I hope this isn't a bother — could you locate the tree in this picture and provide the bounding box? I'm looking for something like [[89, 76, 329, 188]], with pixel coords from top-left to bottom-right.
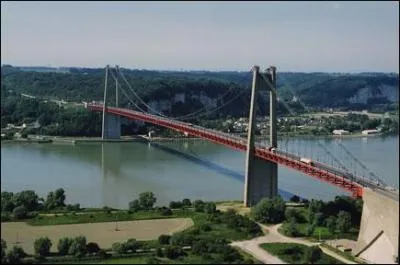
[[86, 242, 100, 254], [156, 248, 163, 257], [12, 190, 40, 212], [6, 246, 26, 264], [68, 236, 87, 257], [283, 218, 299, 237], [336, 211, 352, 234], [158, 235, 171, 245], [193, 200, 205, 212], [169, 201, 183, 209], [251, 196, 286, 224], [182, 198, 191, 207], [306, 223, 316, 237], [128, 199, 141, 212], [285, 208, 301, 222], [204, 202, 216, 214], [325, 216, 336, 234], [57, 237, 73, 255], [112, 242, 126, 254], [313, 212, 324, 226], [12, 205, 27, 220], [289, 195, 300, 203], [1, 239, 6, 264], [165, 246, 183, 259], [138, 192, 156, 209], [34, 237, 52, 256], [304, 246, 322, 264]]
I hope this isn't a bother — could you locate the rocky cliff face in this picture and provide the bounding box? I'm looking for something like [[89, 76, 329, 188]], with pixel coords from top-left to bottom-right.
[[348, 85, 398, 104]]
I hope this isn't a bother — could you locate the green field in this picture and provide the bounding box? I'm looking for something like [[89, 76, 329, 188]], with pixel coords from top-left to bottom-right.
[[260, 243, 342, 264]]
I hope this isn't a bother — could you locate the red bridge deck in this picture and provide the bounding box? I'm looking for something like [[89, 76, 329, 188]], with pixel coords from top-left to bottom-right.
[[88, 104, 364, 198]]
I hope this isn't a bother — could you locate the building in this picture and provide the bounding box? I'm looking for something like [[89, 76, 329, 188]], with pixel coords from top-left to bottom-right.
[[332, 129, 350, 135], [362, 129, 379, 135]]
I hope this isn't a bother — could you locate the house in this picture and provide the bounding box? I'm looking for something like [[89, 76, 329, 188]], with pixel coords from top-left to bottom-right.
[[362, 129, 379, 135], [332, 129, 350, 135]]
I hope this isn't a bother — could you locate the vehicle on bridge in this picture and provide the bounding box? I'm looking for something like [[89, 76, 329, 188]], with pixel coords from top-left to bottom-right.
[[300, 158, 313, 165], [267, 147, 277, 153]]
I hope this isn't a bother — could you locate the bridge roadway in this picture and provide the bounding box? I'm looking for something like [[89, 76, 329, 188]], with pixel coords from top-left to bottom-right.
[[88, 104, 399, 200]]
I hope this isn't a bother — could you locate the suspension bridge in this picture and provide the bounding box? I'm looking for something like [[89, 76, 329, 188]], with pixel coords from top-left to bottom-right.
[[86, 64, 399, 264]]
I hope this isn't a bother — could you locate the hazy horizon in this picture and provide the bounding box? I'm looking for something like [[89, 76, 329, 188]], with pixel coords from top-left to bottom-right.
[[2, 63, 399, 74], [2, 1, 399, 73]]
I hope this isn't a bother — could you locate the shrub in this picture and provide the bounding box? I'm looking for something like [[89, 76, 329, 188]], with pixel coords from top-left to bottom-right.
[[251, 196, 286, 224], [182, 198, 191, 207], [34, 237, 52, 256], [158, 235, 171, 245], [58, 237, 73, 255], [12, 205, 27, 220], [169, 201, 183, 209], [68, 236, 87, 257], [86, 242, 100, 254], [304, 246, 322, 264], [165, 246, 184, 259], [289, 195, 300, 203], [193, 200, 205, 212], [200, 223, 212, 232]]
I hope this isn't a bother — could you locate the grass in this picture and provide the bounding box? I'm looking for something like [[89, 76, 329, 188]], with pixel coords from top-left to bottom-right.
[[27, 209, 188, 226], [259, 243, 343, 264], [320, 243, 366, 264], [279, 222, 359, 241]]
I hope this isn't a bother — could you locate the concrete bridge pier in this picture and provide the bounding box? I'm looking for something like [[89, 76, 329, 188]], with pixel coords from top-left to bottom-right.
[[354, 188, 399, 264], [102, 113, 121, 139], [244, 65, 278, 207], [101, 65, 121, 140]]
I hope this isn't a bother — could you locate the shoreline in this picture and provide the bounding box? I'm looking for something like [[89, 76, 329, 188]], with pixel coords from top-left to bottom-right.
[[1, 132, 397, 145]]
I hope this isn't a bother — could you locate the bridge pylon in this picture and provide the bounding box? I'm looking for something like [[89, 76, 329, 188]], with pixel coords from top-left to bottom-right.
[[244, 65, 278, 207], [102, 65, 121, 140]]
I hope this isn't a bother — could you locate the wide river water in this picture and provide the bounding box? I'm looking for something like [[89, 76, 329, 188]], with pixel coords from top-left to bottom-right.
[[1, 136, 398, 209]]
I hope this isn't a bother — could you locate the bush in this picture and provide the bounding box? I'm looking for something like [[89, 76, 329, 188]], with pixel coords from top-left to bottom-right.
[[283, 219, 300, 237], [146, 256, 161, 264], [128, 199, 141, 212], [169, 201, 183, 209], [200, 223, 212, 232], [6, 245, 26, 264], [158, 207, 172, 216], [336, 211, 352, 233], [68, 236, 87, 257], [12, 205, 27, 220], [156, 247, 163, 257], [58, 237, 73, 255], [289, 195, 300, 203], [34, 237, 52, 256], [193, 200, 205, 212], [158, 235, 171, 245], [165, 246, 184, 259], [304, 246, 322, 264], [86, 242, 100, 254], [182, 198, 191, 207], [204, 202, 217, 214], [251, 196, 286, 224]]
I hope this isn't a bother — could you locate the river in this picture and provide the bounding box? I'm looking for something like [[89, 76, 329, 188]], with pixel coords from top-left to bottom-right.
[[1, 136, 398, 209]]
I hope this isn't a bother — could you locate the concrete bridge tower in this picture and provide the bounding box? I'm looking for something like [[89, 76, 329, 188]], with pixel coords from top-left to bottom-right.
[[244, 65, 278, 207], [102, 65, 121, 140]]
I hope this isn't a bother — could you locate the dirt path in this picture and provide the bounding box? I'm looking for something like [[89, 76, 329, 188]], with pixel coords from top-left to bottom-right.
[[231, 223, 357, 264]]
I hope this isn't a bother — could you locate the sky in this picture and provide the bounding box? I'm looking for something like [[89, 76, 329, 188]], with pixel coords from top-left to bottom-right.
[[1, 1, 399, 72]]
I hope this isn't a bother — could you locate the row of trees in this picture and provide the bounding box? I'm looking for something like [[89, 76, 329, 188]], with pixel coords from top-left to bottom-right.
[[1, 189, 80, 221]]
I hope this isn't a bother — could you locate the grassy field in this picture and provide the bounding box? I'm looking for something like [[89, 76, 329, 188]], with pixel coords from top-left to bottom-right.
[[1, 218, 193, 254], [27, 209, 189, 226], [260, 243, 342, 264]]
